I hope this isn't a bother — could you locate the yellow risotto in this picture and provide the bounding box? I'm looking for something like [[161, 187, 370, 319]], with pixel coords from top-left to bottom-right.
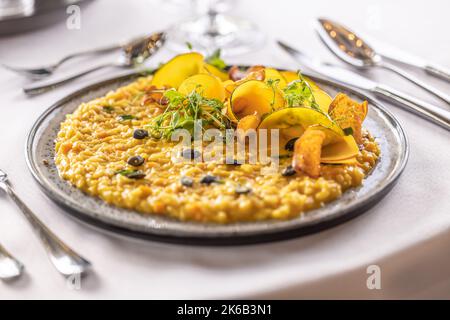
[[55, 75, 380, 223]]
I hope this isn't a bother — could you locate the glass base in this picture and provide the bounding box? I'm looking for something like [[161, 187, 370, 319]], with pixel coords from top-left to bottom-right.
[[167, 14, 265, 56]]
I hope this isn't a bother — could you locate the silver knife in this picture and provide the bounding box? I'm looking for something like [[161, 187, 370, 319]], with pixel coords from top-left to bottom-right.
[[369, 38, 450, 83], [277, 41, 450, 131]]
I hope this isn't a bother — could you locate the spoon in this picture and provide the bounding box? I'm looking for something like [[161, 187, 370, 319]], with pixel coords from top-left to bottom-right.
[[23, 32, 166, 95], [316, 18, 450, 105], [2, 43, 121, 80], [0, 243, 24, 280], [0, 169, 90, 277]]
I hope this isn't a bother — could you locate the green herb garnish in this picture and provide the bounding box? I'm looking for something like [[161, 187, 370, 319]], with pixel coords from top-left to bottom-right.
[[146, 88, 231, 139], [115, 169, 146, 179], [266, 78, 281, 110], [116, 169, 135, 176], [282, 73, 321, 112], [205, 49, 226, 71], [186, 42, 193, 51], [103, 106, 114, 113], [117, 114, 135, 121]]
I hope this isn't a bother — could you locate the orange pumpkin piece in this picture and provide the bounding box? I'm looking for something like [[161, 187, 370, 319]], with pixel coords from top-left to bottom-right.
[[328, 93, 368, 144], [237, 114, 261, 142], [292, 127, 326, 178], [237, 114, 261, 137]]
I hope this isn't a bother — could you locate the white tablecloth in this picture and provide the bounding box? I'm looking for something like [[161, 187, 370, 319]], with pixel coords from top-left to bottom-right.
[[1, 0, 449, 299]]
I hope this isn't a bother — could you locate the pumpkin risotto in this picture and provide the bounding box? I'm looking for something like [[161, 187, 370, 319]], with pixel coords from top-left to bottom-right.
[[55, 52, 380, 223]]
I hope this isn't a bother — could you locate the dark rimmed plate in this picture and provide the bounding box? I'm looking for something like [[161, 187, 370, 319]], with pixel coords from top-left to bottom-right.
[[25, 71, 409, 245]]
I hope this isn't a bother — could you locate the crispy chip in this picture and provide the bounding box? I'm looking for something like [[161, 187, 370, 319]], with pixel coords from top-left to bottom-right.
[[328, 93, 367, 144]]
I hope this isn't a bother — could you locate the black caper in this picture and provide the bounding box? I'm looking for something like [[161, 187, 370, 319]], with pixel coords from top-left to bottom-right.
[[126, 171, 146, 179], [180, 176, 194, 187], [226, 158, 242, 166], [127, 156, 145, 167], [133, 129, 149, 139], [284, 138, 298, 152], [181, 149, 201, 160], [235, 185, 251, 194], [200, 175, 218, 185], [281, 165, 296, 177]]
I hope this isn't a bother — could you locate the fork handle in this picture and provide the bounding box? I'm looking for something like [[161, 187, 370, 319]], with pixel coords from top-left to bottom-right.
[[379, 61, 450, 105], [425, 65, 450, 83], [373, 84, 450, 131], [55, 44, 121, 67], [23, 62, 118, 95], [0, 182, 90, 276]]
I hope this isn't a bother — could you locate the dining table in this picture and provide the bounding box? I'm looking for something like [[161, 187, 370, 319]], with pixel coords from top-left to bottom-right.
[[0, 0, 449, 299]]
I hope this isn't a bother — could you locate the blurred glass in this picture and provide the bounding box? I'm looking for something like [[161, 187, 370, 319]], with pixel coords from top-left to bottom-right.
[[0, 0, 35, 19], [167, 0, 265, 56]]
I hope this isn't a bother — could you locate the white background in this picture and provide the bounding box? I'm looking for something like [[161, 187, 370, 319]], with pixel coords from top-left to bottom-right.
[[0, 0, 449, 299]]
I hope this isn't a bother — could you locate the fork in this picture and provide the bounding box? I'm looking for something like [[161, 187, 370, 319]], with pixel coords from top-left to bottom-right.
[[0, 169, 91, 277], [0, 243, 24, 280], [2, 44, 121, 80]]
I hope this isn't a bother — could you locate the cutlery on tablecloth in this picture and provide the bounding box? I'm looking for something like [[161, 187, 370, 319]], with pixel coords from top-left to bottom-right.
[[0, 169, 90, 277], [2, 43, 121, 80], [0, 243, 24, 280], [23, 32, 166, 96], [277, 41, 450, 131], [316, 18, 450, 105]]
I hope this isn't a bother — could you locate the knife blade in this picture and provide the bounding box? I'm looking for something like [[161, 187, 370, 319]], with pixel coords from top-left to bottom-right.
[[277, 41, 450, 131]]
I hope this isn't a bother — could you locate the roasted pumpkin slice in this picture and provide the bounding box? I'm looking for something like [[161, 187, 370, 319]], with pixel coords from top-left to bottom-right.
[[291, 127, 360, 176], [280, 71, 332, 113], [152, 52, 204, 89], [229, 80, 284, 120], [280, 71, 299, 84], [328, 93, 368, 144], [321, 157, 359, 165], [178, 74, 226, 101], [237, 114, 261, 141], [201, 63, 229, 81], [223, 80, 236, 99], [302, 76, 333, 113], [292, 127, 326, 177], [237, 114, 261, 132], [321, 135, 359, 162], [259, 108, 343, 138], [259, 108, 342, 155], [264, 68, 288, 89], [258, 108, 359, 162]]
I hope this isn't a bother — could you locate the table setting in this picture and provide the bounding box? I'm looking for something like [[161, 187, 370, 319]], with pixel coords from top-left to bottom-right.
[[0, 0, 449, 299]]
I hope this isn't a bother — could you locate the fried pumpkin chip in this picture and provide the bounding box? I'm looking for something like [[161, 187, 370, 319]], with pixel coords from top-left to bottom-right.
[[292, 127, 326, 178], [328, 93, 368, 144]]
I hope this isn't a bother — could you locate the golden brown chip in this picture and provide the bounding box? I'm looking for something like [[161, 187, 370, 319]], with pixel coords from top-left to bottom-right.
[[292, 127, 326, 178], [328, 93, 367, 144]]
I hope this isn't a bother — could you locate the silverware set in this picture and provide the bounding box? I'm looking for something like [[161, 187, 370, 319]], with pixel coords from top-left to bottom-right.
[[0, 169, 90, 280], [278, 18, 450, 131], [315, 18, 450, 105], [3, 31, 165, 95]]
